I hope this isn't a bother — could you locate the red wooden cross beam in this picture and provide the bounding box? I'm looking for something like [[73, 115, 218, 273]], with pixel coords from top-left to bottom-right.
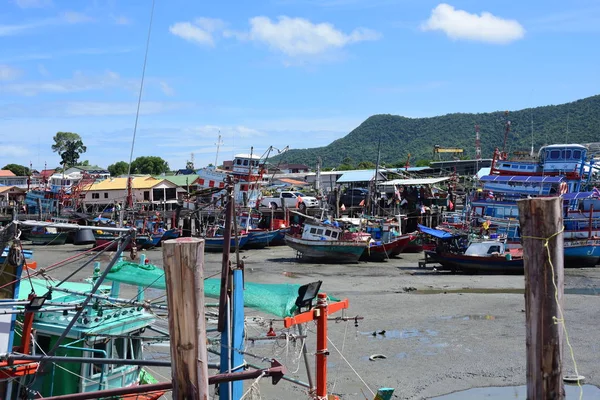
[[284, 293, 349, 400]]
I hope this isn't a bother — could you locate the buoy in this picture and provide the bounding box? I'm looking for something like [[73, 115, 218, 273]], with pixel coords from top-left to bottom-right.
[[563, 375, 585, 384], [266, 322, 276, 337]]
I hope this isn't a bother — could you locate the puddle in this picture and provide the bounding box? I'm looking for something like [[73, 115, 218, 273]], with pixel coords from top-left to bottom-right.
[[360, 329, 438, 340], [414, 288, 600, 296], [438, 314, 497, 321], [433, 384, 600, 399]]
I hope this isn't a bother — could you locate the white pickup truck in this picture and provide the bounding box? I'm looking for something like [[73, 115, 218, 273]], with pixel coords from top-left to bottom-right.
[[260, 191, 319, 210]]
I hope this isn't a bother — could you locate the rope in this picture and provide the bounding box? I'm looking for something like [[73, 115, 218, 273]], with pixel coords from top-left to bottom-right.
[[240, 371, 265, 400], [327, 336, 374, 397], [126, 0, 156, 179], [522, 227, 582, 400]]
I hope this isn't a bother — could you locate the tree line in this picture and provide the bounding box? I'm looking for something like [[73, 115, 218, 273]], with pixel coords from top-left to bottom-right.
[[2, 132, 171, 177]]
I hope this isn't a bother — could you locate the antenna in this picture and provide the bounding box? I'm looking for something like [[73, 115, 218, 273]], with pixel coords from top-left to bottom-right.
[[530, 110, 534, 157], [566, 111, 570, 143], [475, 124, 481, 160], [214, 132, 224, 167], [502, 110, 510, 154]]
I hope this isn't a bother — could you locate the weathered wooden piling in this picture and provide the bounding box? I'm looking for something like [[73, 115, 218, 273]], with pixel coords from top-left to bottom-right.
[[517, 197, 565, 400], [162, 237, 209, 400]]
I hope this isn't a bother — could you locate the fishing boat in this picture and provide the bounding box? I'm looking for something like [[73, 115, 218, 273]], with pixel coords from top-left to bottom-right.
[[238, 211, 280, 248], [360, 233, 415, 261], [427, 240, 524, 274], [27, 226, 68, 245], [203, 225, 249, 252], [285, 220, 370, 263]]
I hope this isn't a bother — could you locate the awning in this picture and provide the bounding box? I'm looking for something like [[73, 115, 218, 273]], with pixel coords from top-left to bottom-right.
[[379, 177, 450, 186], [563, 188, 600, 200], [479, 175, 564, 183], [278, 178, 309, 186], [417, 224, 459, 239]]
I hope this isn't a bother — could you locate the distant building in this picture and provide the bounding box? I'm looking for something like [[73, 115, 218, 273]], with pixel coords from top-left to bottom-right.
[[429, 159, 493, 176], [221, 160, 234, 172], [0, 170, 28, 188], [64, 165, 110, 179], [270, 163, 310, 174], [82, 176, 183, 211]]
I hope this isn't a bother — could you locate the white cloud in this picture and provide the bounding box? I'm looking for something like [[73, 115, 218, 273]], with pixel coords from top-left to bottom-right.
[[111, 15, 132, 25], [14, 0, 52, 8], [63, 101, 186, 116], [0, 11, 92, 37], [0, 65, 22, 81], [159, 82, 175, 96], [0, 71, 175, 97], [0, 71, 131, 96], [37, 63, 50, 76], [240, 16, 380, 56], [421, 3, 525, 44], [61, 11, 93, 24], [169, 17, 226, 47], [2, 145, 29, 157]]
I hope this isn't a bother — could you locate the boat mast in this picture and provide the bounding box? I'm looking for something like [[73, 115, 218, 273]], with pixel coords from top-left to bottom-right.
[[373, 134, 382, 215], [215, 132, 223, 167]]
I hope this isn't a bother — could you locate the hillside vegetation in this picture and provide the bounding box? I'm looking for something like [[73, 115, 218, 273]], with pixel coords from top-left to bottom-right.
[[270, 95, 600, 169]]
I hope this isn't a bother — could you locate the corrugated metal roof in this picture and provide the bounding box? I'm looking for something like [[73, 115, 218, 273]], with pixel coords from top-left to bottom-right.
[[87, 177, 163, 190], [380, 177, 450, 186], [278, 178, 309, 185], [158, 175, 200, 187], [337, 170, 379, 183]]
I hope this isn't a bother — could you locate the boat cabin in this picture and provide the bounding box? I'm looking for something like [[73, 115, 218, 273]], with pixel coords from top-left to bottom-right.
[[302, 221, 343, 241], [465, 241, 508, 257], [230, 153, 262, 177]]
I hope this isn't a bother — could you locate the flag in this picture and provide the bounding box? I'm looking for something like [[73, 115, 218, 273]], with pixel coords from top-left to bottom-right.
[[394, 185, 401, 200], [482, 220, 491, 230], [296, 195, 303, 208], [448, 200, 454, 210], [340, 203, 346, 211], [359, 199, 365, 207], [420, 205, 426, 214]]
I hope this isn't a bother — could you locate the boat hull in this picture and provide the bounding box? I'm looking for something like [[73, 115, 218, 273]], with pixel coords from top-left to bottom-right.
[[360, 234, 413, 261], [28, 233, 68, 245], [244, 230, 280, 249], [204, 235, 249, 252], [564, 239, 600, 267], [426, 250, 524, 274], [284, 235, 368, 263]]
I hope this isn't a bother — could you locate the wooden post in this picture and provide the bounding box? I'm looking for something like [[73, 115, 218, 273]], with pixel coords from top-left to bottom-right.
[[162, 237, 209, 400], [517, 197, 565, 400]]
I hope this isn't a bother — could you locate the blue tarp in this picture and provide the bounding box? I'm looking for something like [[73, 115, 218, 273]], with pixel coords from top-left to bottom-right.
[[417, 224, 459, 239]]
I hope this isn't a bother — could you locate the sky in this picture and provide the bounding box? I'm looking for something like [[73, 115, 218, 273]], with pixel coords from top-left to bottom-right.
[[1, 0, 599, 172]]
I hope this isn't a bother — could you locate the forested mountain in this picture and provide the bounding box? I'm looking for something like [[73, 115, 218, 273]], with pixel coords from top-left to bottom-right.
[[270, 95, 600, 169]]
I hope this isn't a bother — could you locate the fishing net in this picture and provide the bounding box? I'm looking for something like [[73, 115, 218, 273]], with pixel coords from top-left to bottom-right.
[[106, 261, 304, 317]]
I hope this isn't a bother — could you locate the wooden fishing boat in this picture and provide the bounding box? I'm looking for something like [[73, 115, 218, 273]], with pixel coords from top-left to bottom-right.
[[428, 240, 524, 274], [244, 229, 281, 249], [27, 227, 68, 245], [360, 233, 415, 261], [204, 234, 249, 252], [285, 221, 370, 263]]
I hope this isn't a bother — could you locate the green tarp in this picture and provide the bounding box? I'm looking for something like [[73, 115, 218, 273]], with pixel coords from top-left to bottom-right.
[[106, 261, 301, 317]]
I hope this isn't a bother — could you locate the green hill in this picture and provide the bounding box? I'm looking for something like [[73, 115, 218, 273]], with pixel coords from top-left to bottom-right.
[[270, 95, 600, 169]]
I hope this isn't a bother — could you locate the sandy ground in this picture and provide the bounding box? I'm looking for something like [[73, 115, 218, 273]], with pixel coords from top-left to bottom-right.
[[26, 243, 600, 399]]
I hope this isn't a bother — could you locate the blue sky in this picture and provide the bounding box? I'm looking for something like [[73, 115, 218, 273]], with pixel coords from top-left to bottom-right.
[[1, 0, 599, 171]]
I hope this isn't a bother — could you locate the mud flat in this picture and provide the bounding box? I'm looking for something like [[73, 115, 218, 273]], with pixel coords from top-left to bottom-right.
[[28, 244, 600, 399]]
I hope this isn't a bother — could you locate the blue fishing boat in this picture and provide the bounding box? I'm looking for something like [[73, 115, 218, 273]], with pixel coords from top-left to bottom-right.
[[244, 229, 280, 249], [204, 234, 249, 251]]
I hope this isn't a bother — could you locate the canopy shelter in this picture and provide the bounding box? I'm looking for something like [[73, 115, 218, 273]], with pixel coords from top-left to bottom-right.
[[336, 170, 386, 183], [417, 224, 459, 239], [479, 175, 565, 183], [562, 188, 600, 200]]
